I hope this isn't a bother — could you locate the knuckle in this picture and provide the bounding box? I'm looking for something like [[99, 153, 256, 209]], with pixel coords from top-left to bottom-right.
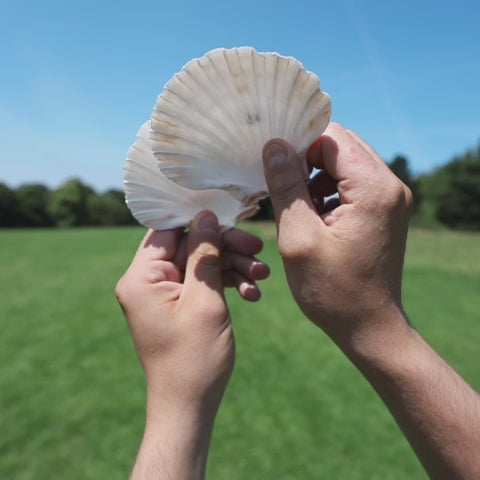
[[382, 178, 407, 209], [115, 276, 128, 308], [193, 243, 221, 267], [270, 176, 305, 204], [278, 235, 314, 261], [380, 177, 415, 218], [404, 185, 414, 213], [196, 297, 226, 318]]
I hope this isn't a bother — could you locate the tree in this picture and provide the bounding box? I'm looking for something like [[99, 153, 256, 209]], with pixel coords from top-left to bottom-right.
[[49, 178, 95, 227], [435, 146, 480, 230], [16, 184, 54, 227], [388, 155, 422, 212], [0, 182, 20, 227], [87, 189, 136, 226]]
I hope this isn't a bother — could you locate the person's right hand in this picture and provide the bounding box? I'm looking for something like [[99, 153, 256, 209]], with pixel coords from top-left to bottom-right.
[[262, 122, 414, 354]]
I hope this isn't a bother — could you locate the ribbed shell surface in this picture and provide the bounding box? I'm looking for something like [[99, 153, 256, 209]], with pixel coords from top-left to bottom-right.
[[151, 47, 331, 204], [124, 121, 256, 230]]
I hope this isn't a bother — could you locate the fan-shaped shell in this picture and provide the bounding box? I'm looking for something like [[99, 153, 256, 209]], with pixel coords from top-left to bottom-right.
[[151, 47, 332, 204], [124, 121, 258, 230]]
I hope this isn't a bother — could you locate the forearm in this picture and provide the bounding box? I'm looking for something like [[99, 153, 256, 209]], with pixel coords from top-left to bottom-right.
[[131, 394, 217, 480], [344, 311, 480, 479]]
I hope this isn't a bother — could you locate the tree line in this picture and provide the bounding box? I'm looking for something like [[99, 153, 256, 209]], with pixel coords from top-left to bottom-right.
[[0, 179, 136, 228], [1, 142, 479, 229], [389, 142, 480, 230]]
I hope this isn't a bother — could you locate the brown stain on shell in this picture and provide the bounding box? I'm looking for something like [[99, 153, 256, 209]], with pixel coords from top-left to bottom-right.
[[158, 133, 178, 145], [237, 85, 249, 95], [157, 120, 179, 130]]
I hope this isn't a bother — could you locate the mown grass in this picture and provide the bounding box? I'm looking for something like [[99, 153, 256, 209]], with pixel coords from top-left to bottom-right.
[[0, 225, 478, 479]]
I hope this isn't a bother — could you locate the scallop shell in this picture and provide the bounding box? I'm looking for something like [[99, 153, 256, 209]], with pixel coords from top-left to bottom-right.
[[151, 47, 332, 204], [124, 121, 258, 230]]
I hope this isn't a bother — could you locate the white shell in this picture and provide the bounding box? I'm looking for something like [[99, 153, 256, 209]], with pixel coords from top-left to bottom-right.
[[151, 47, 332, 204], [124, 121, 258, 230]]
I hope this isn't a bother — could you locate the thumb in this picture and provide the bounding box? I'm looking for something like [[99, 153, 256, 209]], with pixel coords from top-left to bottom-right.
[[182, 210, 223, 304], [262, 139, 317, 230]]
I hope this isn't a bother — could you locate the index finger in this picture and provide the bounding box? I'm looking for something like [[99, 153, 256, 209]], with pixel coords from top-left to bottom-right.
[[307, 122, 384, 183]]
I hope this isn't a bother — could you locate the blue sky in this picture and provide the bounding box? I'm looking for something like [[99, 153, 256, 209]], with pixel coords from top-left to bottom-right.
[[1, 0, 479, 191]]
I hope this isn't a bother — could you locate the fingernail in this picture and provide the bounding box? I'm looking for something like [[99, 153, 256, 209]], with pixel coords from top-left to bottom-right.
[[264, 142, 288, 171], [199, 212, 218, 233]]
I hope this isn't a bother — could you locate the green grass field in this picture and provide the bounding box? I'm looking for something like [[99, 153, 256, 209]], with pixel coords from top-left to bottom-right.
[[1, 225, 479, 479]]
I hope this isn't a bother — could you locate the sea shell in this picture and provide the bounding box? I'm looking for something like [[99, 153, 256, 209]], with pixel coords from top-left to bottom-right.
[[151, 47, 332, 204], [124, 121, 258, 230]]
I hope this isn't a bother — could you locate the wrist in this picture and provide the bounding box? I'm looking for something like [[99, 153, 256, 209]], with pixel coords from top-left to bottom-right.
[[334, 302, 415, 368], [131, 393, 218, 480]]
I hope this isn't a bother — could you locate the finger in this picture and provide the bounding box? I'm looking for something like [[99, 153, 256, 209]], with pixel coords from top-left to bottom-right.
[[222, 228, 264, 256], [145, 260, 183, 284], [263, 139, 321, 233], [307, 122, 382, 182], [172, 233, 188, 271], [346, 129, 385, 166], [131, 228, 184, 265], [174, 233, 267, 276], [182, 210, 223, 302], [222, 252, 270, 281], [223, 270, 261, 302]]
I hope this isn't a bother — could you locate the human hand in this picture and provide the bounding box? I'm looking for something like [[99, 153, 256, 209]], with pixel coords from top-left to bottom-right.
[[262, 125, 480, 480], [262, 123, 413, 354], [116, 211, 269, 410], [116, 211, 269, 478]]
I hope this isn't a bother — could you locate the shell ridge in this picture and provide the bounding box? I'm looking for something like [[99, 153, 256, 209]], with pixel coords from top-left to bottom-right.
[[154, 76, 245, 165], [152, 139, 240, 177], [153, 104, 235, 159], [221, 48, 258, 149], [297, 94, 332, 151], [286, 70, 314, 141], [124, 175, 183, 194], [181, 60, 250, 154], [262, 52, 272, 151], [282, 64, 303, 141], [234, 47, 263, 160], [250, 48, 267, 159], [151, 118, 235, 165], [278, 57, 297, 140], [249, 48, 265, 147], [290, 76, 323, 142], [202, 53, 253, 148], [161, 67, 244, 156], [158, 161, 248, 191], [274, 56, 288, 138], [157, 76, 235, 153], [128, 148, 159, 169], [295, 89, 330, 146], [272, 54, 279, 136], [201, 52, 250, 146]]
